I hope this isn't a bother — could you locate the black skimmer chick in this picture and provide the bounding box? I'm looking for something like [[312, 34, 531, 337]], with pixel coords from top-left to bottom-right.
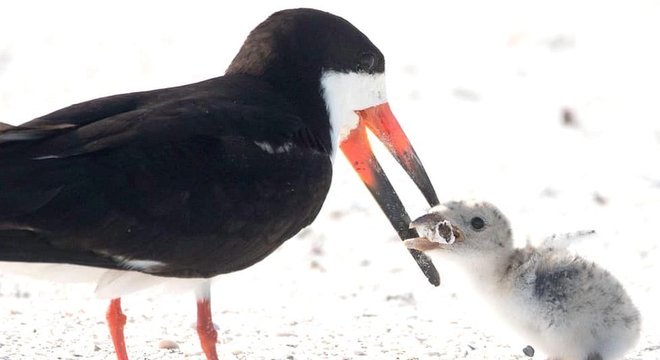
[[405, 201, 641, 360], [0, 8, 440, 360]]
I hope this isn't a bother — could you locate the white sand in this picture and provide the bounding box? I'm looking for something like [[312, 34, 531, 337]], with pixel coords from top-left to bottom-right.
[[1, 1, 659, 359]]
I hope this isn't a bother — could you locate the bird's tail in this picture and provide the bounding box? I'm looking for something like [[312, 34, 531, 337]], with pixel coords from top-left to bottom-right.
[[0, 228, 83, 264], [0, 122, 14, 132], [0, 228, 117, 268]]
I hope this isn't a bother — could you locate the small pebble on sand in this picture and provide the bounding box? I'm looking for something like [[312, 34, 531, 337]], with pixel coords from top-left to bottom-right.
[[158, 339, 179, 350]]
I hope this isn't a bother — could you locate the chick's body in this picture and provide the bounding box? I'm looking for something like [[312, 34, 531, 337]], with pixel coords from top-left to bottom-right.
[[407, 201, 641, 360]]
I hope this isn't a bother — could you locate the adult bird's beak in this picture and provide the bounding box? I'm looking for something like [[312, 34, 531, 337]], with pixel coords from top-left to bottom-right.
[[340, 102, 441, 286]]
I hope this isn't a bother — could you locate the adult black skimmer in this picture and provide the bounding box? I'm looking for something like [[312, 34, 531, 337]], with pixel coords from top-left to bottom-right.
[[0, 8, 439, 360]]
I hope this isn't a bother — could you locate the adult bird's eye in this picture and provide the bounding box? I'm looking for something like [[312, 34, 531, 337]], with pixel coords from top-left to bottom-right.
[[470, 217, 485, 231], [356, 52, 376, 72]]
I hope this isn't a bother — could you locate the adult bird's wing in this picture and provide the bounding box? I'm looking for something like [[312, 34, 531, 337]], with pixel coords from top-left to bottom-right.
[[0, 74, 332, 277], [0, 76, 317, 160]]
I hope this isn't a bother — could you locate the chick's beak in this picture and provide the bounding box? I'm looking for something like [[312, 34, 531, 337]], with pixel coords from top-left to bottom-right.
[[403, 237, 442, 252], [404, 224, 463, 252], [340, 102, 440, 286]]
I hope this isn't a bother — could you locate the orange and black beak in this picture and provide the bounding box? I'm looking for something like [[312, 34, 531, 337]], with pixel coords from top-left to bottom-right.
[[340, 102, 440, 286]]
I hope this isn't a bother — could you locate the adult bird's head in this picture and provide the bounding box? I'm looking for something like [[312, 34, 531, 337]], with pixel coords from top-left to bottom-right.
[[227, 8, 440, 285]]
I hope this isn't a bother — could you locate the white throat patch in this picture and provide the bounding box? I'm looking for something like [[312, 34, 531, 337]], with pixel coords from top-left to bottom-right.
[[320, 71, 387, 157]]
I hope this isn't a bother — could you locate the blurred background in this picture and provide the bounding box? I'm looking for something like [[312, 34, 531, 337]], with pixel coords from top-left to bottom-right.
[[1, 1, 659, 359]]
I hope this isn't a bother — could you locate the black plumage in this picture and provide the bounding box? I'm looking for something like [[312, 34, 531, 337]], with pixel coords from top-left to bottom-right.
[[0, 72, 332, 277]]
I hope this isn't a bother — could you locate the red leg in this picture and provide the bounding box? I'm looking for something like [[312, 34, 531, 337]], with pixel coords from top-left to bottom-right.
[[106, 298, 129, 360], [196, 297, 218, 360]]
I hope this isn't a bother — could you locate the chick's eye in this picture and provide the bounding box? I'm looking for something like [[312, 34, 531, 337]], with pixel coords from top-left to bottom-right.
[[356, 52, 376, 72], [470, 217, 485, 231]]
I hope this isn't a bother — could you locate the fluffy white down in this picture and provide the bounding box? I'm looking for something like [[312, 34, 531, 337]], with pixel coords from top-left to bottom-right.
[[320, 71, 387, 157]]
